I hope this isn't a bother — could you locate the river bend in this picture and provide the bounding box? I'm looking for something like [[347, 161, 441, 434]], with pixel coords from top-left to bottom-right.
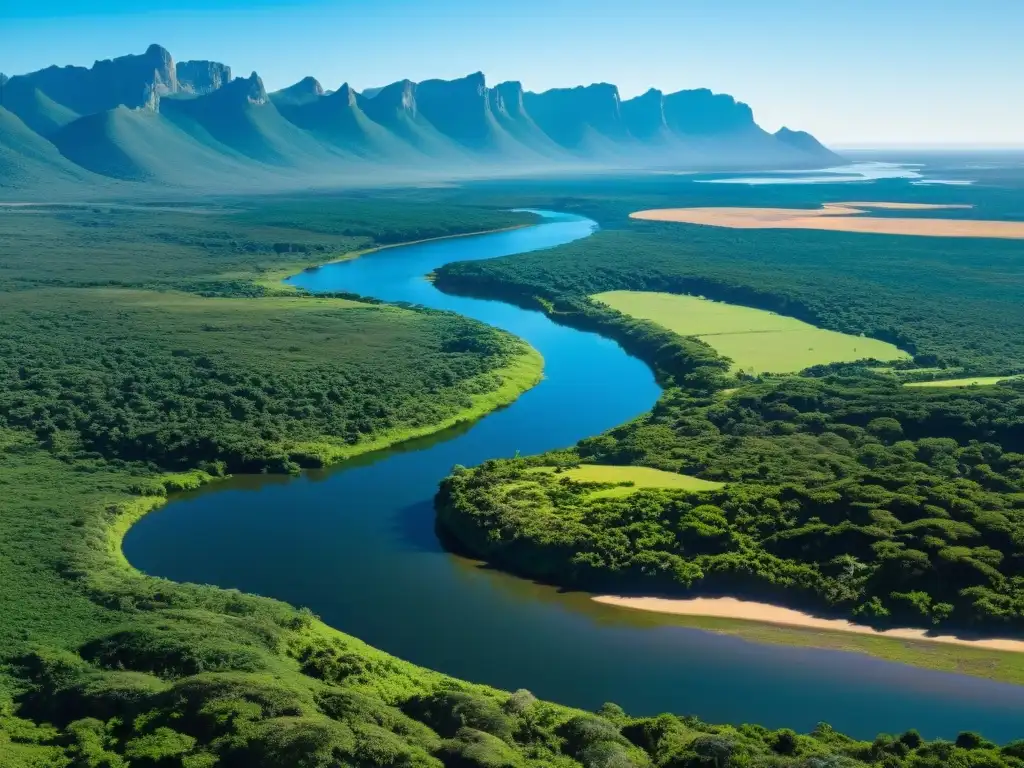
[[125, 211, 1024, 741]]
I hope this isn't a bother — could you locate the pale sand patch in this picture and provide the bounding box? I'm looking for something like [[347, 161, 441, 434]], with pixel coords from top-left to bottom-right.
[[593, 595, 1024, 652], [839, 202, 974, 210], [629, 202, 1024, 239]]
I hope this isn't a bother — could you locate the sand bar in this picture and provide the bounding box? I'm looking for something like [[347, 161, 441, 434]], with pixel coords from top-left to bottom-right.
[[593, 595, 1024, 652], [630, 202, 1024, 239]]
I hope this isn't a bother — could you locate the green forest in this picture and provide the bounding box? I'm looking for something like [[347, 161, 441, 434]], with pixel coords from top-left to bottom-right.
[[434, 179, 1024, 634], [434, 222, 1024, 374], [4, 186, 1024, 766]]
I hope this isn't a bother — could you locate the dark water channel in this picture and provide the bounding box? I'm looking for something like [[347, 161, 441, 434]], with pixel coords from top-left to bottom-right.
[[125, 211, 1024, 741]]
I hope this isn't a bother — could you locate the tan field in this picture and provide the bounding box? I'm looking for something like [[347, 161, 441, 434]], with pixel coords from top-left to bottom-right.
[[593, 595, 1024, 652], [629, 201, 1024, 239]]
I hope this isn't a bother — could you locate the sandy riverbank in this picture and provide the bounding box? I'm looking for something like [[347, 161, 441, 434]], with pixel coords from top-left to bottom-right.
[[629, 202, 1024, 239], [593, 595, 1024, 652]]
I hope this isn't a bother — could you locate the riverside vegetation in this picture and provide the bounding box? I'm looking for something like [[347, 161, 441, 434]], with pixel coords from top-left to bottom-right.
[[3, 187, 1024, 766], [434, 176, 1024, 640]]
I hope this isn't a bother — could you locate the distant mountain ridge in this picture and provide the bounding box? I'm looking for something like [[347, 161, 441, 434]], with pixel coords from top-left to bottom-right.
[[0, 44, 843, 193]]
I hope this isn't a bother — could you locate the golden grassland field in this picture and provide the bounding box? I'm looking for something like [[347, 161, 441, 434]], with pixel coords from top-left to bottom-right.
[[905, 376, 1024, 389], [592, 290, 910, 374], [528, 464, 724, 499], [628, 202, 1024, 239]]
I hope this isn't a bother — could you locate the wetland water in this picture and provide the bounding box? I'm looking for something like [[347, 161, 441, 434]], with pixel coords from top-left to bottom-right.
[[125, 211, 1024, 741]]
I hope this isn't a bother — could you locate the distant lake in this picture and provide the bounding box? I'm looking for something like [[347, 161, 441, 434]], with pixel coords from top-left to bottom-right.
[[125, 210, 1024, 743], [695, 161, 976, 185]]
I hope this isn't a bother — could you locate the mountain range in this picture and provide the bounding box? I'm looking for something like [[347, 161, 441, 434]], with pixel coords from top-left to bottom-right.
[[0, 44, 841, 194]]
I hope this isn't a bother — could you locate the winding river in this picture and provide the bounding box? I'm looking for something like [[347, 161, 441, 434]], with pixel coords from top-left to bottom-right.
[[125, 211, 1024, 741]]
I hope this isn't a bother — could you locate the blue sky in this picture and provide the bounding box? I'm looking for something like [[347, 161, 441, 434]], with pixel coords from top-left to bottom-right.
[[3, 0, 1022, 147]]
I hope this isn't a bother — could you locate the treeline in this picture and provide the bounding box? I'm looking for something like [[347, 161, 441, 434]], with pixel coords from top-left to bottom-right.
[[434, 200, 1024, 631], [435, 224, 1024, 373], [0, 289, 528, 475], [0, 199, 531, 294], [439, 373, 1024, 628], [13, 621, 1024, 767], [231, 196, 536, 244], [7, 419, 1021, 767]]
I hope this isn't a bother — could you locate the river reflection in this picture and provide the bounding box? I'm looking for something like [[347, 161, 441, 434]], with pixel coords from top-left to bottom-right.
[[125, 211, 1024, 742]]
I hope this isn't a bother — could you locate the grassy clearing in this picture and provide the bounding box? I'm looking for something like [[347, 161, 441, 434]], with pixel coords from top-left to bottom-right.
[[592, 290, 909, 374], [531, 464, 724, 498], [905, 376, 1023, 388]]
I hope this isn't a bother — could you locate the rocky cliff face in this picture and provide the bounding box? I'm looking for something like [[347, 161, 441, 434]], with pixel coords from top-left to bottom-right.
[[4, 42, 843, 191], [621, 88, 669, 140], [663, 88, 756, 134], [523, 83, 627, 149], [358, 80, 418, 125], [489, 81, 527, 120], [176, 60, 232, 95], [212, 73, 269, 106], [415, 72, 494, 149], [13, 44, 177, 114]]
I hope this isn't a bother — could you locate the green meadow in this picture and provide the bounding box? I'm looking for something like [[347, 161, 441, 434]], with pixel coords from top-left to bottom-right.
[[592, 290, 910, 375], [530, 464, 724, 499], [906, 376, 1024, 389]]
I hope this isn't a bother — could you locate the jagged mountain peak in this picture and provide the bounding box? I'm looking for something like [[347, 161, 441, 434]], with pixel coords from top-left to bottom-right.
[[523, 82, 627, 149], [269, 76, 324, 107], [634, 87, 664, 100], [774, 126, 833, 155], [143, 43, 173, 60], [663, 87, 756, 134], [534, 81, 621, 100], [776, 126, 804, 138], [13, 44, 179, 114], [295, 76, 324, 95], [372, 79, 417, 111], [177, 60, 232, 95], [415, 73, 496, 150], [212, 72, 268, 106], [621, 88, 668, 140], [329, 83, 359, 107], [490, 81, 526, 118], [416, 73, 490, 101], [3, 45, 842, 191]]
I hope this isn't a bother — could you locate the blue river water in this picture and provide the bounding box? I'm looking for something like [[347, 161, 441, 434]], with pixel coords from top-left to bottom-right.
[[124, 211, 1024, 742]]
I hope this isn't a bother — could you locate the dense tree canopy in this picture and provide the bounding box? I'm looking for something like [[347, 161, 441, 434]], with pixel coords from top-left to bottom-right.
[[0, 289, 529, 474], [440, 373, 1024, 628], [4, 184, 1024, 764], [434, 178, 1024, 631]]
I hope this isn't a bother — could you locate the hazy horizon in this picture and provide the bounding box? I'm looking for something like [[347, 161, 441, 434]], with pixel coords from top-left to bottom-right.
[[4, 0, 1022, 148]]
